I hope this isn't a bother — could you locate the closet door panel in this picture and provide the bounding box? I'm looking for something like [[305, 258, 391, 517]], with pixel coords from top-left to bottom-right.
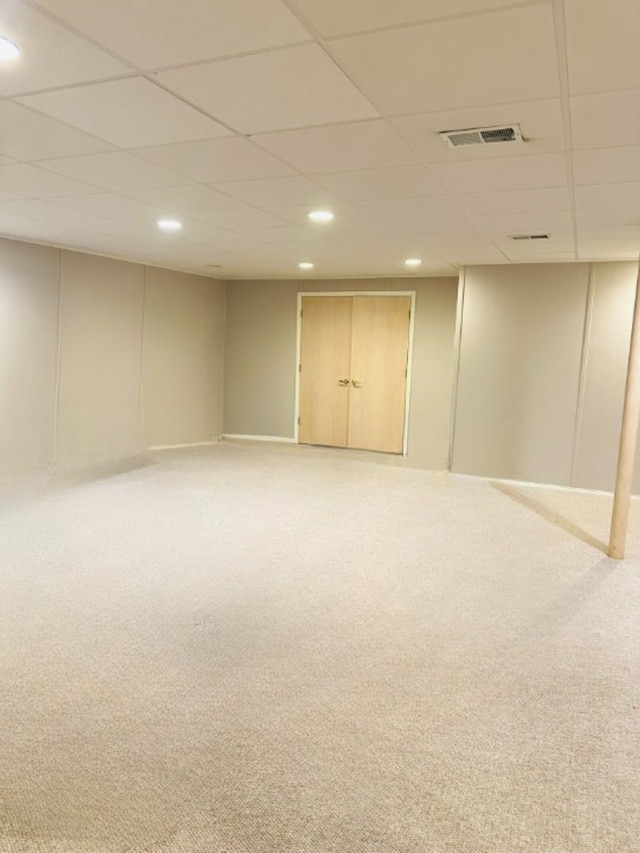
[[299, 296, 352, 447], [348, 295, 410, 453]]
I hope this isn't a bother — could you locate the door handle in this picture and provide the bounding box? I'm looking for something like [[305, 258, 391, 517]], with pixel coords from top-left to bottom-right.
[[338, 378, 350, 386], [351, 379, 363, 388]]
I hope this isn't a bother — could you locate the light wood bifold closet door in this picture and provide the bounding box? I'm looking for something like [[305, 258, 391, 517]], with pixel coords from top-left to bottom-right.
[[299, 295, 411, 454], [298, 296, 352, 448]]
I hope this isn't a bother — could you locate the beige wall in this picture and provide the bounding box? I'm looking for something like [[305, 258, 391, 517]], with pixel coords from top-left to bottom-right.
[[402, 278, 458, 468], [452, 261, 640, 492], [452, 264, 590, 485], [0, 239, 60, 489], [0, 236, 224, 489], [5, 232, 638, 495], [573, 262, 640, 492], [224, 280, 300, 438], [56, 252, 145, 472], [142, 268, 225, 447], [223, 277, 458, 468]]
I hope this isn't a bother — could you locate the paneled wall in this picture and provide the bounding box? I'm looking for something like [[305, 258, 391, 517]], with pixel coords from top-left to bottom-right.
[[0, 236, 224, 491], [452, 261, 640, 491], [452, 264, 590, 485], [3, 232, 638, 496], [224, 280, 299, 440], [573, 262, 640, 491], [56, 252, 145, 472], [224, 277, 459, 469], [0, 240, 60, 488], [142, 267, 225, 448]]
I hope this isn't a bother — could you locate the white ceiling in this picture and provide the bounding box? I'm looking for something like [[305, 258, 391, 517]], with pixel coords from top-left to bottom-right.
[[0, 0, 638, 279]]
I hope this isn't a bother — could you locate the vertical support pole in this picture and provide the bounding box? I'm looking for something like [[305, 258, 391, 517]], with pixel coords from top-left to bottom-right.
[[608, 260, 640, 559]]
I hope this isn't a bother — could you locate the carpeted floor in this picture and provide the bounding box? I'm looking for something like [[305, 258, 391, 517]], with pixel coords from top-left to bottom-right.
[[1, 441, 639, 852]]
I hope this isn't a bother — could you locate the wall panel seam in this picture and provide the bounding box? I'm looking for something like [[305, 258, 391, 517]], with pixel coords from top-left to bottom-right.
[[448, 267, 466, 471], [570, 263, 596, 487], [51, 249, 64, 473], [138, 265, 147, 450]]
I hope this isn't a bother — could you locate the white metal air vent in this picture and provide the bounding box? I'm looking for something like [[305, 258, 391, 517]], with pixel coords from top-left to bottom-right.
[[509, 234, 550, 241], [440, 124, 523, 148]]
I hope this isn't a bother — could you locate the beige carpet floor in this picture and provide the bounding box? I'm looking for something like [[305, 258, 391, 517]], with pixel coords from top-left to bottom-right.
[[1, 441, 639, 852]]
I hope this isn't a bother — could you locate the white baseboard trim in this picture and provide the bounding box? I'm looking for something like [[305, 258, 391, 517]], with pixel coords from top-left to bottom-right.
[[222, 434, 297, 444], [451, 470, 631, 499], [149, 440, 220, 451]]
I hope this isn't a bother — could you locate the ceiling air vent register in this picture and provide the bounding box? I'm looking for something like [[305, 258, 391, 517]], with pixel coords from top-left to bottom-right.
[[440, 124, 523, 148], [509, 234, 550, 241]]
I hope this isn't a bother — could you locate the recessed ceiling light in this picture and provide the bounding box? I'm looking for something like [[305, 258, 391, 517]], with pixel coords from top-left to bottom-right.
[[308, 210, 334, 224], [404, 258, 422, 268], [298, 261, 314, 270], [0, 37, 21, 61], [157, 219, 182, 232]]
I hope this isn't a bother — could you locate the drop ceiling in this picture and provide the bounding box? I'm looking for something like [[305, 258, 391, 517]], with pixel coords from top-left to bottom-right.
[[0, 0, 638, 279]]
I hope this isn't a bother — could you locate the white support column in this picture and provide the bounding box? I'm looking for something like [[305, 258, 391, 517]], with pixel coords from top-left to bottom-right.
[[608, 260, 640, 559]]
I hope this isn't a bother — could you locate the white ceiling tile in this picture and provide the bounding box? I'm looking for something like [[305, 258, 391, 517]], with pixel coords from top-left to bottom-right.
[[571, 91, 640, 150], [309, 165, 444, 201], [0, 1, 129, 97], [573, 147, 640, 186], [155, 44, 378, 134], [241, 220, 390, 244], [253, 120, 418, 173], [566, 0, 640, 95], [188, 207, 289, 231], [576, 208, 640, 228], [236, 225, 335, 246], [329, 5, 559, 115], [123, 185, 249, 218], [0, 102, 114, 161], [0, 198, 120, 232], [162, 223, 280, 253], [456, 187, 570, 217], [472, 210, 574, 235], [236, 226, 334, 244], [0, 0, 634, 274], [348, 195, 464, 222], [391, 100, 565, 163], [580, 253, 640, 261], [269, 239, 385, 256], [578, 243, 640, 260], [430, 154, 567, 193], [0, 190, 24, 203], [18, 78, 231, 149], [210, 176, 339, 208], [31, 0, 310, 68], [575, 183, 640, 211], [494, 238, 575, 253], [383, 218, 483, 240], [134, 138, 297, 182], [39, 152, 192, 191], [502, 249, 577, 262], [578, 225, 640, 241], [0, 163, 99, 197], [436, 246, 507, 264], [395, 233, 493, 248], [290, 0, 533, 38], [259, 203, 357, 226], [48, 193, 166, 230]]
